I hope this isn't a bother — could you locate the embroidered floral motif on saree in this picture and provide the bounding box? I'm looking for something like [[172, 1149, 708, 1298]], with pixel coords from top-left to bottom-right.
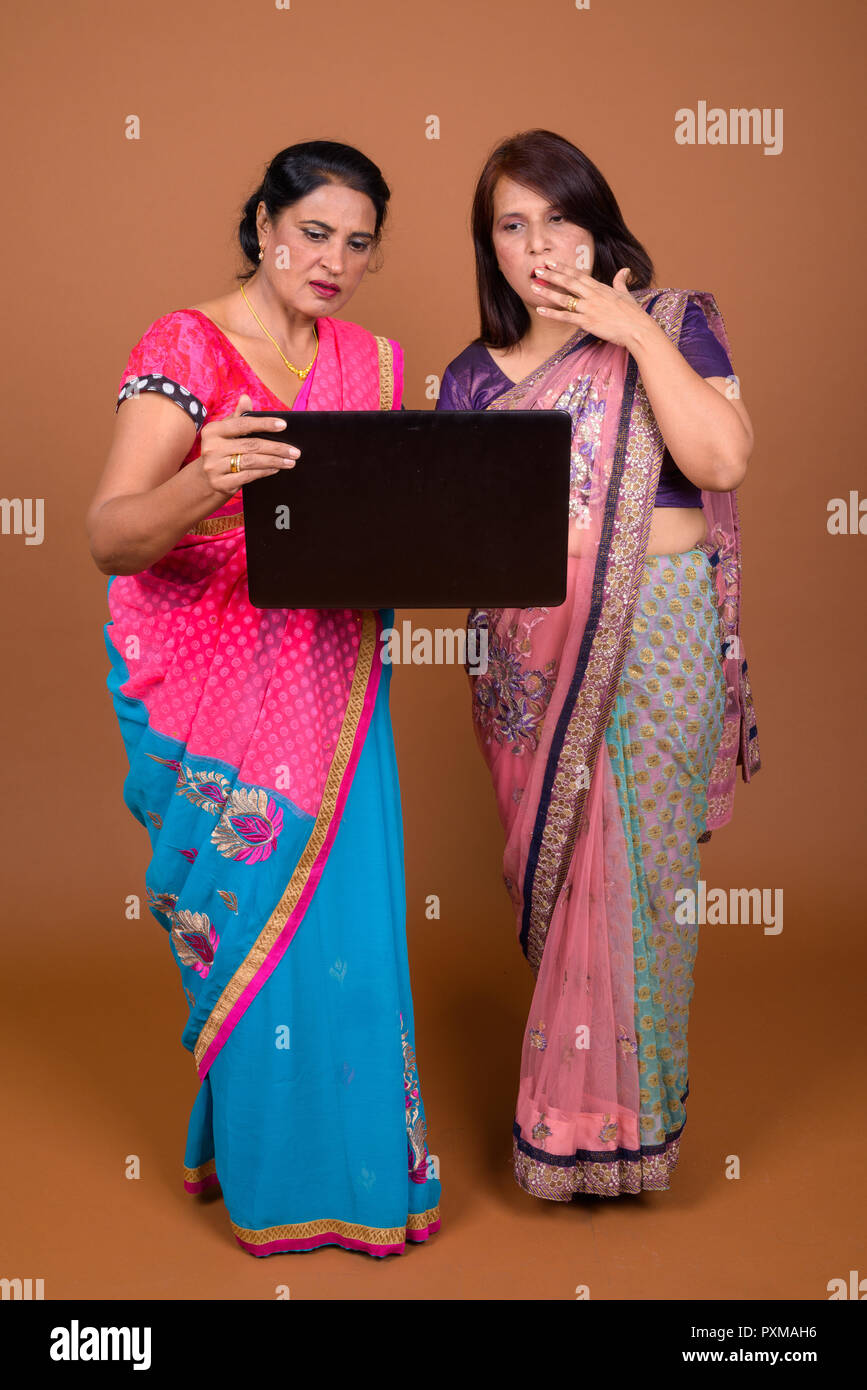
[[457, 288, 760, 1199]]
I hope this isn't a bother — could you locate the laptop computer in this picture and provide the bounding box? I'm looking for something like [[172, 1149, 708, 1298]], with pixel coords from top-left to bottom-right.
[[241, 408, 571, 609]]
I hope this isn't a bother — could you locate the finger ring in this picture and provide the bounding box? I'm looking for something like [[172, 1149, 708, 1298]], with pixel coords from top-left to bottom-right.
[[566, 296, 581, 315], [228, 454, 242, 474]]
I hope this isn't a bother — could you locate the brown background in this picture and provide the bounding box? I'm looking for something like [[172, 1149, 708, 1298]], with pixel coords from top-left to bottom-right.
[[1, 0, 864, 1301]]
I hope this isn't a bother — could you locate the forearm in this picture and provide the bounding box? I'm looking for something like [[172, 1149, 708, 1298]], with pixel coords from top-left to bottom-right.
[[88, 459, 225, 575], [625, 316, 751, 490]]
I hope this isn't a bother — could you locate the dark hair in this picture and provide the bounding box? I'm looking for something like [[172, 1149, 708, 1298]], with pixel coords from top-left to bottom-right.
[[471, 129, 655, 348], [237, 140, 391, 279]]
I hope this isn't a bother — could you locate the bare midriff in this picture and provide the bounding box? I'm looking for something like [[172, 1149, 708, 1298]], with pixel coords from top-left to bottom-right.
[[645, 505, 707, 555], [566, 506, 707, 559]]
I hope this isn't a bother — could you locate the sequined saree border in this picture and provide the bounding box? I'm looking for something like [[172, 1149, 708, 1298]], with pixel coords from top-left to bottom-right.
[[519, 355, 642, 968], [193, 609, 380, 1074], [513, 1131, 683, 1199], [512, 1084, 689, 1200], [519, 291, 692, 973]]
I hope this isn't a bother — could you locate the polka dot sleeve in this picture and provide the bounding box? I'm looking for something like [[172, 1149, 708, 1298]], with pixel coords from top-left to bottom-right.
[[115, 310, 221, 433]]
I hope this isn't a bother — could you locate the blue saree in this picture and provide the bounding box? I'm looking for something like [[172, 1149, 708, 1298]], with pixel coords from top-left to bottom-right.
[[104, 308, 441, 1255]]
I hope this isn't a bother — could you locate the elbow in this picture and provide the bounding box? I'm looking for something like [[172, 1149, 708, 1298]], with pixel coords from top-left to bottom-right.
[[675, 404, 754, 492], [711, 453, 748, 492], [85, 514, 113, 576], [86, 520, 128, 577], [705, 427, 752, 492], [86, 529, 111, 576], [92, 554, 119, 577], [87, 542, 119, 577], [85, 499, 137, 576], [678, 444, 749, 493], [88, 538, 138, 577], [722, 415, 754, 490]]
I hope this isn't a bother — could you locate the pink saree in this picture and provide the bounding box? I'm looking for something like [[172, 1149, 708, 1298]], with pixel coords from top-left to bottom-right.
[[467, 288, 760, 1197], [104, 308, 441, 1255]]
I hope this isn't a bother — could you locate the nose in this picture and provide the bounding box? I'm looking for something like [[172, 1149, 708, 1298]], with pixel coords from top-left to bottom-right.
[[526, 221, 552, 256], [320, 250, 344, 278]]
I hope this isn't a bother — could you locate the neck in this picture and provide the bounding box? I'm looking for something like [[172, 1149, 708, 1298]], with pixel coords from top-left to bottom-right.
[[239, 274, 317, 353], [519, 311, 582, 357]]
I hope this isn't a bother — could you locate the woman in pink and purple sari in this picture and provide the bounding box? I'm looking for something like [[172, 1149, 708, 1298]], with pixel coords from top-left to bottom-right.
[[87, 141, 441, 1256], [437, 130, 761, 1198]]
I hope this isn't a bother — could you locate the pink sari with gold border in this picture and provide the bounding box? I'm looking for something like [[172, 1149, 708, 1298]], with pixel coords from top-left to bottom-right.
[[467, 289, 760, 1196], [104, 309, 441, 1255]]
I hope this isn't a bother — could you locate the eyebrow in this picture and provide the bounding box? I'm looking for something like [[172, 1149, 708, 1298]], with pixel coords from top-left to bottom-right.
[[298, 219, 375, 239], [497, 207, 560, 221]]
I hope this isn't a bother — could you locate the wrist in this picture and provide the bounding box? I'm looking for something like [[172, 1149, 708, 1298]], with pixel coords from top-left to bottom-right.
[[187, 452, 226, 511], [623, 309, 666, 359]]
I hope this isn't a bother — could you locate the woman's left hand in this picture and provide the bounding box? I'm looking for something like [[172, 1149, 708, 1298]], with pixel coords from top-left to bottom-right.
[[532, 264, 651, 348]]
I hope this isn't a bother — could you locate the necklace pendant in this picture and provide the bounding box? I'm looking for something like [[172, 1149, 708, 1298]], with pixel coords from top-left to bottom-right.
[[240, 283, 317, 382]]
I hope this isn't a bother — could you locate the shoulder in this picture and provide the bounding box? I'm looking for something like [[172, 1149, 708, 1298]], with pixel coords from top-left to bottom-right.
[[677, 296, 727, 350], [437, 341, 497, 410], [633, 287, 731, 357], [439, 341, 487, 394], [321, 316, 404, 409], [672, 292, 733, 370], [632, 285, 719, 322], [122, 308, 223, 373], [443, 339, 488, 377], [134, 306, 217, 342], [326, 315, 399, 350], [680, 298, 708, 329], [116, 308, 223, 422], [325, 314, 404, 373]]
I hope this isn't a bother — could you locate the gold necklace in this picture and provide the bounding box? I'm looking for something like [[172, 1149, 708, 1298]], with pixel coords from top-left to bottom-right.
[[239, 281, 319, 380]]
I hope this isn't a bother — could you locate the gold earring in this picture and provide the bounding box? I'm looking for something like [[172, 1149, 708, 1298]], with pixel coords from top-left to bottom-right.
[[258, 245, 264, 262]]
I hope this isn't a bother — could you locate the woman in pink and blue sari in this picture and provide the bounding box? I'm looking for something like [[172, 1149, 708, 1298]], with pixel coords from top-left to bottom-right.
[[87, 141, 441, 1256], [438, 130, 761, 1199]]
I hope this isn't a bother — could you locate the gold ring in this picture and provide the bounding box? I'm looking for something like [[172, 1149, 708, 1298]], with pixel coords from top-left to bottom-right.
[[228, 454, 242, 474], [566, 295, 580, 315]]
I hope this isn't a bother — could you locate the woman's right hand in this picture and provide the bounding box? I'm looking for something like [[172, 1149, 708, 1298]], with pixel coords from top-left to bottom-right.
[[197, 393, 301, 501]]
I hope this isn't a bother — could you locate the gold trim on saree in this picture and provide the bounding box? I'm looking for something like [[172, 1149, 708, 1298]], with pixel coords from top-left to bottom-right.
[[187, 509, 244, 536], [183, 1158, 217, 1184], [513, 1135, 682, 1199], [375, 334, 394, 410], [231, 1205, 441, 1247], [522, 291, 692, 973], [193, 609, 378, 1072]]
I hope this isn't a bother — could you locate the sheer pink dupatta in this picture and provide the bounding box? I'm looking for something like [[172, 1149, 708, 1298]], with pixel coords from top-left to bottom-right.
[[469, 332, 649, 1169], [468, 289, 759, 1187]]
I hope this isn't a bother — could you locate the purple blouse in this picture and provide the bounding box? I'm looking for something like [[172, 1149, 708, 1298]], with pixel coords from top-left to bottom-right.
[[436, 300, 733, 507]]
